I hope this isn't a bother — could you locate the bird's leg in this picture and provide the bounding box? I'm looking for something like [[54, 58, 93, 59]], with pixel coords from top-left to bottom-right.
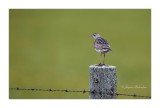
[[102, 53, 105, 65], [98, 52, 102, 66]]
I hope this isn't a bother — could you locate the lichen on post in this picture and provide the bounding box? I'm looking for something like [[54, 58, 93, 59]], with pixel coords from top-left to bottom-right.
[[89, 64, 117, 99]]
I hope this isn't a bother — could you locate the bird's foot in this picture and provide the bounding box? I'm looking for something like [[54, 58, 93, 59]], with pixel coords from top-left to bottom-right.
[[96, 63, 105, 66]]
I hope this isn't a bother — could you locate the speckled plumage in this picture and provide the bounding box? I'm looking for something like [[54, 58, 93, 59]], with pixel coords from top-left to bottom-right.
[[94, 37, 111, 53], [93, 33, 111, 53], [92, 33, 112, 65]]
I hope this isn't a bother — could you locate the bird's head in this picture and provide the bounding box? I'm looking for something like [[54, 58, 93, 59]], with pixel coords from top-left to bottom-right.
[[92, 33, 101, 39]]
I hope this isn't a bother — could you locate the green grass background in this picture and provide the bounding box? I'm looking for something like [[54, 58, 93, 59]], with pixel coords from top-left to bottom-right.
[[9, 9, 151, 99]]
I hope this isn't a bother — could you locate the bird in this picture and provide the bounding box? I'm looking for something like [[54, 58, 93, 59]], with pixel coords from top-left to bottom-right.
[[92, 33, 112, 66]]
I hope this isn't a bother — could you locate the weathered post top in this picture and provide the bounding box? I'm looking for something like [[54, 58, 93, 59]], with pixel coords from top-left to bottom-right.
[[89, 64, 117, 99]]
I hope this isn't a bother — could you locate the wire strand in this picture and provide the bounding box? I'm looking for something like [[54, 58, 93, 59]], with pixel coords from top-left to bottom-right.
[[9, 87, 151, 98]]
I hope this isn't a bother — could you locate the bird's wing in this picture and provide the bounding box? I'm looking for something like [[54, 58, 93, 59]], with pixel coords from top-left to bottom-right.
[[95, 37, 110, 49]]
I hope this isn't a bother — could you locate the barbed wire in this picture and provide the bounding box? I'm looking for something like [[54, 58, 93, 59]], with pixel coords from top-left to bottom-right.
[[9, 87, 151, 99], [9, 87, 90, 94]]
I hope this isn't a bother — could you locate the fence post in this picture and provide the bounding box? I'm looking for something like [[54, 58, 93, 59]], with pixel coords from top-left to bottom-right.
[[89, 64, 117, 99]]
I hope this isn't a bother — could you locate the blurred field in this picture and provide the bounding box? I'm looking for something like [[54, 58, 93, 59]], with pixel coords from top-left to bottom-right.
[[9, 9, 151, 99]]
